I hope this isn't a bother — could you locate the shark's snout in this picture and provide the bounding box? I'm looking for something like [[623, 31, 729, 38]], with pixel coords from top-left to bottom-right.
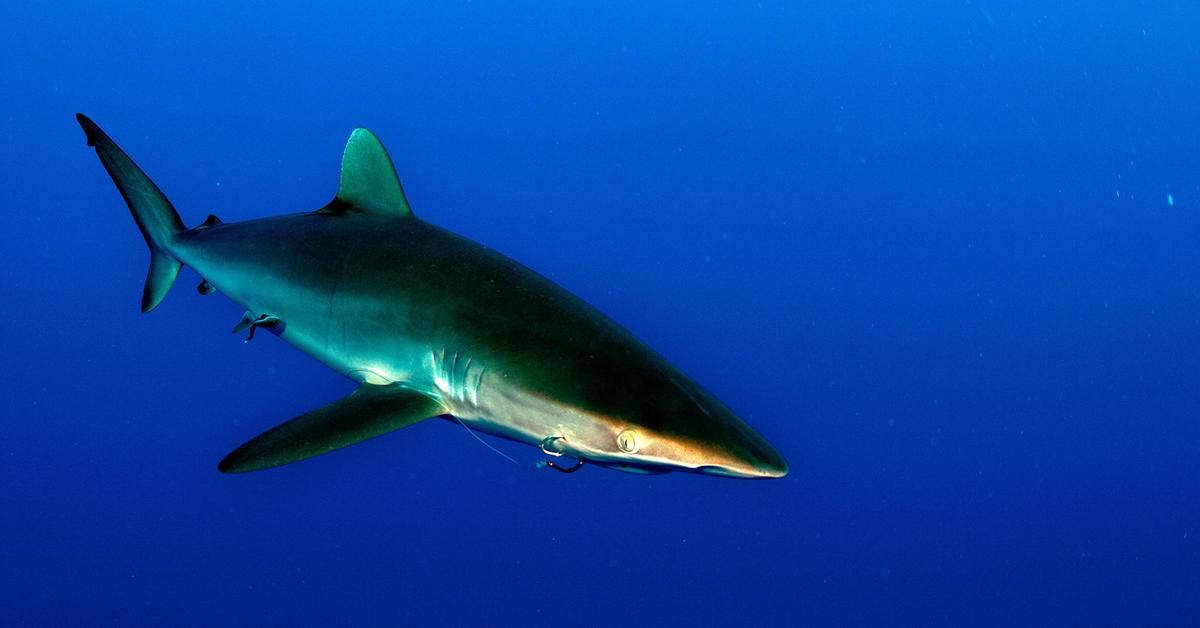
[[696, 430, 789, 479], [631, 377, 790, 479]]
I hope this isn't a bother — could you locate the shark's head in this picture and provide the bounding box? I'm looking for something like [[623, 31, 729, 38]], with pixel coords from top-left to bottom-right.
[[539, 366, 789, 479], [586, 417, 789, 479]]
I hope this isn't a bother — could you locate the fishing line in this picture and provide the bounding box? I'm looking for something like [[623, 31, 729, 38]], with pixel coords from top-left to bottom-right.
[[454, 416, 519, 465]]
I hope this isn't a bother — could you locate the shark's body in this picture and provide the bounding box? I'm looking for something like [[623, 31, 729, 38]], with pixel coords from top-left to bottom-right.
[[78, 114, 787, 478]]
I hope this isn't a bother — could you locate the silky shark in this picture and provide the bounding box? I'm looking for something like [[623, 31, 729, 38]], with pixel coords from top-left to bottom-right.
[[76, 114, 788, 478]]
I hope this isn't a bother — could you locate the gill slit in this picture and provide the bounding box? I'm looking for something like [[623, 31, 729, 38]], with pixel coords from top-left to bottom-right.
[[451, 351, 460, 395], [471, 364, 486, 406]]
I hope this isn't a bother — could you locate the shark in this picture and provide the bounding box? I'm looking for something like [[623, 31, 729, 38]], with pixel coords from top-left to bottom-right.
[[76, 114, 788, 479]]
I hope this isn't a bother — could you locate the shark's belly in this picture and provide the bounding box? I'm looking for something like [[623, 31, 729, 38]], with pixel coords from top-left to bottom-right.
[[270, 302, 611, 460], [176, 220, 620, 457]]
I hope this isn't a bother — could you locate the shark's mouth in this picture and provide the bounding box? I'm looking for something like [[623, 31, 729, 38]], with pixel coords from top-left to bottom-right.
[[588, 460, 673, 475], [693, 464, 786, 479], [584, 461, 780, 478]]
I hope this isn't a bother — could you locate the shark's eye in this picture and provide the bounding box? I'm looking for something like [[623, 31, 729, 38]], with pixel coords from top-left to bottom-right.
[[616, 430, 640, 454]]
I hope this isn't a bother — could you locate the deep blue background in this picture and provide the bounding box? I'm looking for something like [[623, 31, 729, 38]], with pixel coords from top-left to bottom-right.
[[2, 2, 1197, 625]]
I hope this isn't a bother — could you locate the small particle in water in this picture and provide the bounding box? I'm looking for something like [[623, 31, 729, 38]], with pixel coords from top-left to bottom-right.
[[1167, 193, 1174, 207], [978, 5, 994, 25], [704, 255, 712, 263]]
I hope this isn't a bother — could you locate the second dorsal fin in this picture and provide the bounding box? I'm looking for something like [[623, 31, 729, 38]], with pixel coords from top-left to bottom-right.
[[331, 128, 413, 218]]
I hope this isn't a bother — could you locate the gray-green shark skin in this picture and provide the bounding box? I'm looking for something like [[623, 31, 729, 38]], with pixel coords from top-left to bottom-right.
[[76, 113, 788, 479]]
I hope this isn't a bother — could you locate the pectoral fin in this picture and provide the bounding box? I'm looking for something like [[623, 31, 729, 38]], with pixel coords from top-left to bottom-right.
[[218, 384, 444, 473]]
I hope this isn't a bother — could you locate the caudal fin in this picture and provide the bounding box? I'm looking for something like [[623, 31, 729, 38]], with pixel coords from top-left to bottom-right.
[[76, 113, 184, 312]]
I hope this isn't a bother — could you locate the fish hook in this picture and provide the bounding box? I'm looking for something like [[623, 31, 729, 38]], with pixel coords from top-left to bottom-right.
[[545, 458, 586, 473], [539, 435, 566, 457], [537, 435, 585, 473]]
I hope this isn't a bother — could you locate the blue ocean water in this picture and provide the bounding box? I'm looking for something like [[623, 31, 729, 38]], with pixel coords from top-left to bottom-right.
[[2, 1, 1198, 625]]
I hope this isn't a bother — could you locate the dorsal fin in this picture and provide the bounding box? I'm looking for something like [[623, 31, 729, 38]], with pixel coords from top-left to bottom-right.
[[332, 128, 413, 218]]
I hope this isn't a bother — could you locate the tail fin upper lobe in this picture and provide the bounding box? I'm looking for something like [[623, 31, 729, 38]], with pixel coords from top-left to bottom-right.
[[76, 114, 184, 312]]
